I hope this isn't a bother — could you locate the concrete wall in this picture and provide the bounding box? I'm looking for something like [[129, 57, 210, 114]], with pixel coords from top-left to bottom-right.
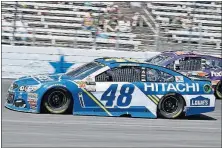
[[2, 45, 159, 78]]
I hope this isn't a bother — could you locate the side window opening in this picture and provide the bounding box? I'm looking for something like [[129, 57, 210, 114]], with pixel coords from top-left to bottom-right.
[[175, 57, 202, 71], [146, 68, 174, 82], [95, 66, 141, 82]]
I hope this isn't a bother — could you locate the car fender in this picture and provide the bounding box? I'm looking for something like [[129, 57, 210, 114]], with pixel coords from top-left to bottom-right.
[[35, 80, 79, 113]]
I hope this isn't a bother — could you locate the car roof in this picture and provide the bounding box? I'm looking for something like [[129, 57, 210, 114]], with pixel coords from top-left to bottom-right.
[[94, 57, 140, 65], [162, 51, 221, 59], [94, 57, 174, 70]]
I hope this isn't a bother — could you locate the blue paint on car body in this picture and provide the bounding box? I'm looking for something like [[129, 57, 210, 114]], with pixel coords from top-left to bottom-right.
[[5, 57, 216, 118]]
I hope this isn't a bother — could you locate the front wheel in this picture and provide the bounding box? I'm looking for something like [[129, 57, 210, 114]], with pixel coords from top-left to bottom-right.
[[158, 93, 185, 119], [42, 88, 72, 114], [215, 81, 222, 99]]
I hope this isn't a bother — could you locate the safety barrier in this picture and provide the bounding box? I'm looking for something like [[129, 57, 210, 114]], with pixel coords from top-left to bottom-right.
[[2, 45, 159, 78]]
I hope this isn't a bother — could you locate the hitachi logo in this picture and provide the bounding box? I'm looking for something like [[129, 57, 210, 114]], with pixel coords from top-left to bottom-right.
[[211, 71, 222, 77], [144, 83, 199, 92]]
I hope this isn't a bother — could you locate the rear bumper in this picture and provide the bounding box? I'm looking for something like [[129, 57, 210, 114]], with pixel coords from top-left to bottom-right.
[[185, 107, 215, 116]]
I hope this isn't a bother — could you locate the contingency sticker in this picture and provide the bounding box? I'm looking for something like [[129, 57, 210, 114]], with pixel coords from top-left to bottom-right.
[[175, 76, 184, 82], [28, 93, 38, 109]]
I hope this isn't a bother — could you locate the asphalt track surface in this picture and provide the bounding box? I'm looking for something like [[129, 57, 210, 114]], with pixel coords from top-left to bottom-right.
[[2, 79, 221, 147]]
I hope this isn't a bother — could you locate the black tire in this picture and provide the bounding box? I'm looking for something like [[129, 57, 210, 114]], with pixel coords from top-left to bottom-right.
[[215, 81, 222, 99], [158, 93, 185, 119], [42, 87, 72, 114]]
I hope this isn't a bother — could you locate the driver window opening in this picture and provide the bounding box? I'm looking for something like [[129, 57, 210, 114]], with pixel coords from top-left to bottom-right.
[[173, 57, 202, 71], [95, 66, 141, 82]]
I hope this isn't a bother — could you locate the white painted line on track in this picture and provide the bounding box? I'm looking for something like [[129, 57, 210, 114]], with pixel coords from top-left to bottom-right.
[[3, 117, 221, 125], [3, 144, 219, 148], [3, 119, 221, 131], [2, 131, 148, 137]]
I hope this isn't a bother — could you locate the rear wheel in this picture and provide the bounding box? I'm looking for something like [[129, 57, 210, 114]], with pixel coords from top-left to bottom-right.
[[158, 93, 185, 119], [215, 81, 222, 99], [42, 88, 72, 114]]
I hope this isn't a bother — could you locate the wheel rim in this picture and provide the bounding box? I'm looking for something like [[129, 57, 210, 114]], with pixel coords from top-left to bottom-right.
[[48, 91, 67, 109], [162, 96, 179, 113]]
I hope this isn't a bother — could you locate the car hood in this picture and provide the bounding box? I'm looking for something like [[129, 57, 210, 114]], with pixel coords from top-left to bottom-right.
[[14, 74, 67, 86]]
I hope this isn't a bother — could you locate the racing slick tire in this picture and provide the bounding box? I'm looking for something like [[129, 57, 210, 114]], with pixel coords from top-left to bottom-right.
[[215, 80, 222, 99], [158, 93, 185, 119], [42, 87, 73, 114]]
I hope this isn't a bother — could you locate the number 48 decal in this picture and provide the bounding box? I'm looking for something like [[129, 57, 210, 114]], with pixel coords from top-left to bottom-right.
[[101, 84, 135, 107]]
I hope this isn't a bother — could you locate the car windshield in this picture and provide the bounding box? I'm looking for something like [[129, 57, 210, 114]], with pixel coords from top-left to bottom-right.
[[146, 54, 173, 65], [65, 62, 104, 79], [205, 59, 222, 69]]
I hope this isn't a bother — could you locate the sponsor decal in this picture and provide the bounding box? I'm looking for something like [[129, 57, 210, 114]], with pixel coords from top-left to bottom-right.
[[175, 76, 184, 82], [19, 85, 41, 92], [76, 81, 86, 88], [203, 84, 212, 93], [28, 99, 37, 109], [78, 92, 85, 107], [19, 86, 26, 91], [211, 71, 222, 77], [144, 83, 199, 92], [85, 85, 96, 92], [86, 76, 94, 83], [197, 72, 207, 77], [141, 68, 146, 82], [28, 93, 38, 99], [85, 77, 96, 91], [76, 81, 96, 91], [184, 71, 207, 77], [28, 93, 38, 109], [36, 75, 53, 81], [190, 96, 210, 106]]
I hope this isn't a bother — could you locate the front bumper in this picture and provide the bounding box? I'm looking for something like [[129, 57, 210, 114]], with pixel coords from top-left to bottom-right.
[[4, 90, 39, 113], [5, 103, 38, 113]]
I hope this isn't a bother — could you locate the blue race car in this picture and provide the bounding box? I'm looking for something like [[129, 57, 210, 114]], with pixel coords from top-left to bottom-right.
[[5, 57, 216, 119]]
